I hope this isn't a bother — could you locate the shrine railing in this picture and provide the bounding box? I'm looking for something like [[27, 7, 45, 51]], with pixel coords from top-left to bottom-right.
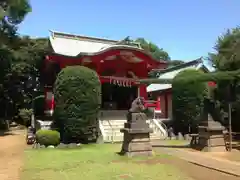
[[148, 118, 168, 139], [98, 119, 106, 141]]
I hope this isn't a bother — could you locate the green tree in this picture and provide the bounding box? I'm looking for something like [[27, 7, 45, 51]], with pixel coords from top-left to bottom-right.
[[0, 0, 31, 43], [172, 69, 207, 134], [53, 66, 101, 143], [209, 27, 240, 70], [0, 36, 48, 120], [208, 27, 240, 131], [135, 38, 170, 61]]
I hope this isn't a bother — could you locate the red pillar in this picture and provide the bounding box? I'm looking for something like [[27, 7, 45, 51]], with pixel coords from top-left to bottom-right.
[[165, 94, 168, 118], [139, 85, 147, 99]]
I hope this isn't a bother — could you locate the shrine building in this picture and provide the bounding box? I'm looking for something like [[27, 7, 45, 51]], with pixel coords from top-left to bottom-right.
[[147, 58, 210, 120], [43, 31, 167, 117]]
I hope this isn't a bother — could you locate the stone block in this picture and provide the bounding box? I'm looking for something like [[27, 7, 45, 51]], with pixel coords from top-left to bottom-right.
[[177, 132, 184, 140]]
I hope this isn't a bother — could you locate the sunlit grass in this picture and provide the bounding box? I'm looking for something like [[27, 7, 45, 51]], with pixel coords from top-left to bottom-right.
[[165, 140, 189, 146], [21, 144, 193, 180]]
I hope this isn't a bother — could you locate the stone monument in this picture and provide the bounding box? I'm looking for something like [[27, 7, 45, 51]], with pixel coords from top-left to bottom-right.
[[197, 98, 226, 152], [119, 97, 153, 157]]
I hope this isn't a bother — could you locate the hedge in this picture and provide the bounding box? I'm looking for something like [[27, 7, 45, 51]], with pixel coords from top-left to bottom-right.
[[53, 66, 101, 143], [172, 69, 207, 134], [36, 129, 60, 146]]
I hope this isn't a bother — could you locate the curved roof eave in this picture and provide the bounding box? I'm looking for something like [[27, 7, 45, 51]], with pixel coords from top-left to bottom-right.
[[50, 45, 167, 64]]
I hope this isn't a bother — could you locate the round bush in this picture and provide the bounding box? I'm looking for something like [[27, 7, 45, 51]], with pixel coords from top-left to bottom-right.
[[53, 66, 101, 143], [36, 129, 60, 146], [172, 69, 207, 134]]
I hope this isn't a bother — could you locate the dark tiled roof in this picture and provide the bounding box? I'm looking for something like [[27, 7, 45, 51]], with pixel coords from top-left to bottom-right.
[[151, 58, 204, 74]]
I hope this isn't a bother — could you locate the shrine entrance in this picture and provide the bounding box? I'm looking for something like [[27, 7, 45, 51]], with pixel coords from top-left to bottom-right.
[[102, 83, 137, 110]]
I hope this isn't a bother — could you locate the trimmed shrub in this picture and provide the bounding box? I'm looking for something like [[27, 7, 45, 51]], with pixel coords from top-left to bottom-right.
[[53, 66, 101, 143], [36, 129, 60, 146], [172, 69, 207, 134]]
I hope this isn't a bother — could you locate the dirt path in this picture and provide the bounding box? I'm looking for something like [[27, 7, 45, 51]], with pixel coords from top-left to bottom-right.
[[0, 130, 26, 180], [160, 157, 240, 180], [153, 147, 240, 180]]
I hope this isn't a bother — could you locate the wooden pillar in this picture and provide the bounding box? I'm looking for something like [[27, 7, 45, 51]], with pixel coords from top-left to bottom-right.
[[95, 57, 102, 75], [139, 85, 147, 99]]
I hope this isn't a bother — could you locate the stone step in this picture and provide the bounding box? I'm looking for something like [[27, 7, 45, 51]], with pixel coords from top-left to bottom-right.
[[100, 118, 167, 142], [103, 128, 164, 135], [103, 123, 153, 128], [101, 121, 154, 126], [101, 120, 126, 125], [103, 136, 163, 142], [104, 127, 121, 130], [104, 132, 162, 137]]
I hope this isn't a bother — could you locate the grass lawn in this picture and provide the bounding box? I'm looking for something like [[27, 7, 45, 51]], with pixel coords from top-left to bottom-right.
[[21, 144, 193, 180]]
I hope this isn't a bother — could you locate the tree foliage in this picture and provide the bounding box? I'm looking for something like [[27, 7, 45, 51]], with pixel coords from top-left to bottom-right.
[[172, 69, 207, 134], [118, 37, 171, 62], [209, 27, 240, 70], [0, 36, 48, 119], [0, 0, 31, 43], [135, 38, 171, 61], [208, 27, 240, 131], [53, 66, 101, 143]]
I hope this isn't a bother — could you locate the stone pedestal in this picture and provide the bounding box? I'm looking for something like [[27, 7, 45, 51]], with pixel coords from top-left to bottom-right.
[[195, 98, 227, 152], [197, 115, 226, 152], [120, 112, 153, 157]]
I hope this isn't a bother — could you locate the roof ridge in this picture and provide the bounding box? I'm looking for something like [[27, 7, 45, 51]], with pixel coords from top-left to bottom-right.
[[49, 30, 119, 43], [151, 58, 203, 74]]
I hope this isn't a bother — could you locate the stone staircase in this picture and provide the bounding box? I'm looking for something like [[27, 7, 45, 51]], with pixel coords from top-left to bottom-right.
[[99, 110, 168, 143]]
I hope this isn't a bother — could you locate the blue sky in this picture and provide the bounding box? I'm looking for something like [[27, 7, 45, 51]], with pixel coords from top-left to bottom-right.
[[19, 0, 240, 61]]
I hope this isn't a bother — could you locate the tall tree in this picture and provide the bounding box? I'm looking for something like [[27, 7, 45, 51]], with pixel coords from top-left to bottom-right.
[[208, 27, 240, 131], [209, 27, 240, 70], [0, 0, 31, 43], [0, 36, 48, 120]]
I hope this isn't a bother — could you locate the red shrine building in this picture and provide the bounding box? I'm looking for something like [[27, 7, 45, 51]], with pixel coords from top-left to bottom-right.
[[43, 31, 167, 116], [147, 59, 210, 120]]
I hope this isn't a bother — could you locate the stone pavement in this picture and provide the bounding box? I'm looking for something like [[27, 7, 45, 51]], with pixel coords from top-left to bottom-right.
[[153, 145, 240, 177]]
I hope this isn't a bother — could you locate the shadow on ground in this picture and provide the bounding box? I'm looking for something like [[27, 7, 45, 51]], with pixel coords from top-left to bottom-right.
[[152, 144, 190, 148], [0, 131, 15, 136]]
